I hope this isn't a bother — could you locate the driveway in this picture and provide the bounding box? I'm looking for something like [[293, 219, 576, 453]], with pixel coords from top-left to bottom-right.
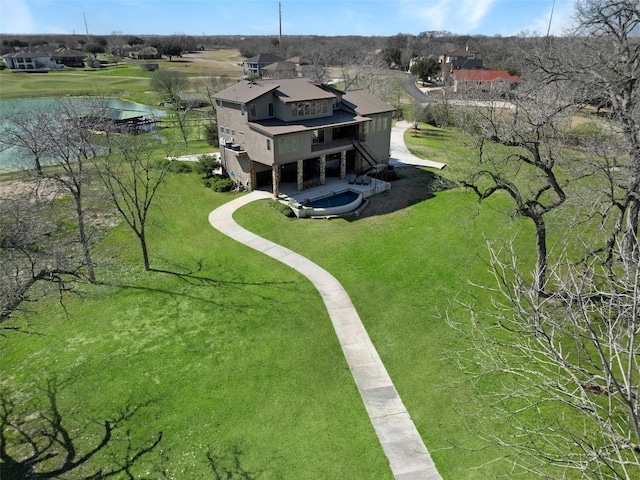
[[389, 121, 446, 170]]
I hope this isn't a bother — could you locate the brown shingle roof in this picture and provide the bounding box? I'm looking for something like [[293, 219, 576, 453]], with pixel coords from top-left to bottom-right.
[[214, 78, 336, 105], [263, 61, 296, 71], [214, 80, 280, 104], [342, 90, 395, 116], [248, 110, 370, 136]]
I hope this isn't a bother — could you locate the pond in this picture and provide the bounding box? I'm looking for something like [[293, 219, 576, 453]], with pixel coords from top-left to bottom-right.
[[0, 97, 165, 173]]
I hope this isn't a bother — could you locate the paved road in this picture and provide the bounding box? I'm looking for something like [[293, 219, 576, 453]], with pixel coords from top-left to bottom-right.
[[402, 74, 430, 104], [209, 193, 443, 480]]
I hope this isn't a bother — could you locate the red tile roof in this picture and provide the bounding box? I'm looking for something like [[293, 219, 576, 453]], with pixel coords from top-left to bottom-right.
[[453, 69, 519, 82]]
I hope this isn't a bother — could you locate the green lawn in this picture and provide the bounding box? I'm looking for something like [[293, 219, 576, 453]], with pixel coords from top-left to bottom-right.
[[234, 178, 537, 479], [1, 118, 563, 476]]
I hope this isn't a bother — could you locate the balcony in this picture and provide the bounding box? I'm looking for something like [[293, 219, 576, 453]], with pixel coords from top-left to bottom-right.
[[311, 137, 355, 153]]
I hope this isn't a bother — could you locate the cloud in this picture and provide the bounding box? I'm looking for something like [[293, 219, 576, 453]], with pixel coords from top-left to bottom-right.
[[400, 0, 498, 33], [0, 0, 35, 34]]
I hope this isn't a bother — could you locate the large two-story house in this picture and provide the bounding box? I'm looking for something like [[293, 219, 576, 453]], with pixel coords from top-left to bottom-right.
[[213, 77, 394, 196]]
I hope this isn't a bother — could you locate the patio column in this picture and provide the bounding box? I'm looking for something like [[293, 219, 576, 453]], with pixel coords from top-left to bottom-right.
[[340, 151, 347, 180], [319, 155, 326, 185], [272, 164, 280, 198], [249, 160, 256, 191], [297, 159, 304, 191]]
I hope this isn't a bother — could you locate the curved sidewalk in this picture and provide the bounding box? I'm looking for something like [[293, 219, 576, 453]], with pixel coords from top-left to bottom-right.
[[208, 191, 442, 480], [390, 121, 446, 170]]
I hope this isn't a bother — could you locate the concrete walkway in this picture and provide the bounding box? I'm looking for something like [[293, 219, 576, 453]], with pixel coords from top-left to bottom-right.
[[390, 121, 446, 170], [208, 192, 442, 480]]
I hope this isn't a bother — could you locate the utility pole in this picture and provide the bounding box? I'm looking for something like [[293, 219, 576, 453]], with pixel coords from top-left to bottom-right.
[[279, 2, 283, 53], [546, 0, 556, 37], [83, 11, 90, 40]]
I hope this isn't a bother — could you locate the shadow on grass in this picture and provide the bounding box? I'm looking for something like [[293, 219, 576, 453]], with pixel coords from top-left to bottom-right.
[[0, 375, 163, 480], [206, 445, 257, 479], [348, 166, 458, 221], [97, 259, 298, 309]]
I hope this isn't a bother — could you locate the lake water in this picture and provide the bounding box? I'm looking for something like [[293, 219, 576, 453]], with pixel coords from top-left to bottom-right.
[[0, 97, 165, 173]]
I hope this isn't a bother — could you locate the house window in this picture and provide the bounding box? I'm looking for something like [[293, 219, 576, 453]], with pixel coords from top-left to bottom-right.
[[267, 139, 271, 151], [231, 129, 236, 136], [268, 103, 274, 116], [312, 129, 324, 144], [220, 126, 224, 133], [241, 104, 245, 115], [291, 105, 297, 117], [277, 135, 298, 153], [249, 104, 256, 118]]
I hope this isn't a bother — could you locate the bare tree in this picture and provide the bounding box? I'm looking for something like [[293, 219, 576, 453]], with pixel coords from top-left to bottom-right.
[[449, 240, 640, 479], [96, 134, 171, 271], [39, 99, 108, 284], [0, 105, 54, 175], [527, 0, 640, 261], [150, 69, 188, 108], [459, 81, 576, 295], [0, 194, 83, 326]]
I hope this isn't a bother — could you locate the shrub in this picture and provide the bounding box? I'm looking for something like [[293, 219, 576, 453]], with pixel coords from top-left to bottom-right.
[[195, 154, 221, 178], [155, 160, 193, 173], [168, 162, 193, 173], [270, 200, 295, 217], [208, 176, 234, 192]]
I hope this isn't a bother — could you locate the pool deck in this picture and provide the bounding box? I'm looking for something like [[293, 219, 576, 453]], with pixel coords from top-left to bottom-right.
[[275, 175, 390, 206]]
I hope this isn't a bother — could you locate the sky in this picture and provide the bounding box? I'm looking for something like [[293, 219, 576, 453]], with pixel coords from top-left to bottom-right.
[[0, 0, 577, 38]]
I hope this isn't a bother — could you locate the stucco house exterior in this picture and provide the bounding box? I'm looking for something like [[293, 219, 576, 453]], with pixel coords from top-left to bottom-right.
[[2, 51, 63, 72], [213, 77, 394, 196]]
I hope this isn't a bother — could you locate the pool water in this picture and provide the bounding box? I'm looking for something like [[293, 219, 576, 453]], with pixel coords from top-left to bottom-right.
[[303, 190, 360, 208]]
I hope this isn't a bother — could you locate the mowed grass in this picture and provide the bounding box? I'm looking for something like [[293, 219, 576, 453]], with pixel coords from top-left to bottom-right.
[[234, 180, 538, 479], [0, 127, 551, 478], [1, 174, 391, 478], [0, 48, 244, 102], [0, 65, 156, 102]]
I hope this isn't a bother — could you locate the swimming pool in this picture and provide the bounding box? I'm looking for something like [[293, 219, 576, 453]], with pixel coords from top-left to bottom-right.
[[296, 189, 363, 217]]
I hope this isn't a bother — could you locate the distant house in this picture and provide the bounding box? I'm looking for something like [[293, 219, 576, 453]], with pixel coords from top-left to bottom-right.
[[262, 60, 297, 79], [129, 46, 160, 60], [452, 69, 519, 94], [213, 77, 394, 195], [241, 53, 283, 78], [2, 51, 64, 72], [50, 48, 86, 68], [440, 46, 483, 82]]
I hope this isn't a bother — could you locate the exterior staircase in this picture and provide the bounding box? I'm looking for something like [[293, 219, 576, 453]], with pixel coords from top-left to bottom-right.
[[353, 141, 386, 173]]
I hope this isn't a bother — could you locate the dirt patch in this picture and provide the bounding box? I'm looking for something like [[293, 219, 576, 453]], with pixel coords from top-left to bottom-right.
[[0, 177, 62, 203]]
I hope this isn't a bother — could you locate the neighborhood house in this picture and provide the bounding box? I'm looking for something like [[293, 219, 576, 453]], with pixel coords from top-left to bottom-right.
[[452, 69, 520, 94], [214, 77, 395, 197], [2, 51, 63, 72]]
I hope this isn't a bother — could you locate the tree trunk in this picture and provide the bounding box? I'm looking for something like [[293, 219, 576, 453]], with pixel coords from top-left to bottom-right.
[[138, 231, 150, 271], [624, 197, 640, 260], [534, 215, 548, 297], [74, 193, 96, 283]]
